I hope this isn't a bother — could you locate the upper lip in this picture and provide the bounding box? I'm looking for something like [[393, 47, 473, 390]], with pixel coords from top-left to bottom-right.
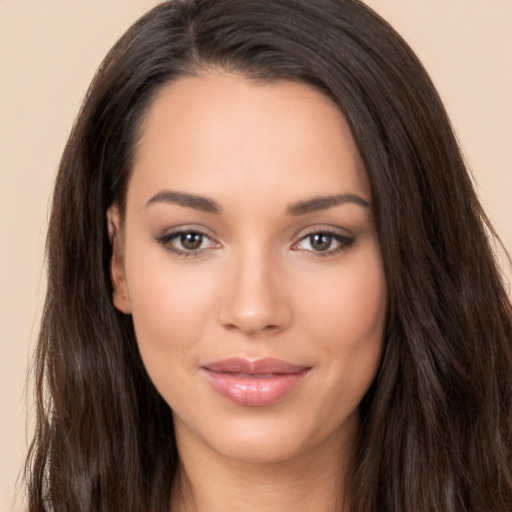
[[202, 357, 310, 375]]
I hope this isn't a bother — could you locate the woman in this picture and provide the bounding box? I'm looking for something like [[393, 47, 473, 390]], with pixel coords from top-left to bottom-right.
[[25, 0, 512, 511]]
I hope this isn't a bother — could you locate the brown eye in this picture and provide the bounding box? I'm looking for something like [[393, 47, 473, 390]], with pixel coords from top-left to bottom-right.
[[292, 230, 354, 256], [156, 228, 219, 257], [309, 233, 332, 252], [180, 232, 203, 251]]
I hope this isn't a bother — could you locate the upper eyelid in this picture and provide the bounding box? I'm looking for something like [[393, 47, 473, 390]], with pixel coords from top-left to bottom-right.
[[293, 224, 353, 240], [294, 229, 352, 245], [158, 224, 217, 239]]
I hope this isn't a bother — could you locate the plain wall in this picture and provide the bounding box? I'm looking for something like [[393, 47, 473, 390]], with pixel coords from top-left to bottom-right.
[[1, 1, 510, 510]]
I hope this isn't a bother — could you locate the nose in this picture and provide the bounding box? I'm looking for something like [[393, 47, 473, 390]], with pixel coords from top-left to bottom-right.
[[217, 246, 292, 337]]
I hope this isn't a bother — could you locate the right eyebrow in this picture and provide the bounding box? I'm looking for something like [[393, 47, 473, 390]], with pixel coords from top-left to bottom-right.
[[287, 193, 370, 216], [145, 190, 221, 214]]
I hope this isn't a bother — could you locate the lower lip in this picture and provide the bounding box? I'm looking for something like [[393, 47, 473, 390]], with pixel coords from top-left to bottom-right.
[[202, 369, 310, 407]]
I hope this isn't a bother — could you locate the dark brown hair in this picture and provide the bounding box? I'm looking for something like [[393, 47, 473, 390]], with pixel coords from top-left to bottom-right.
[[26, 1, 512, 510]]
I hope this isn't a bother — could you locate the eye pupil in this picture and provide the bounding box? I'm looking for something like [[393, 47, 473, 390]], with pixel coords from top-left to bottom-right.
[[181, 232, 203, 250], [310, 233, 332, 251]]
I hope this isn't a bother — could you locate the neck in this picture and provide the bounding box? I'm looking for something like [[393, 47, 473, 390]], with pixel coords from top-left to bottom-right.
[[170, 427, 353, 512]]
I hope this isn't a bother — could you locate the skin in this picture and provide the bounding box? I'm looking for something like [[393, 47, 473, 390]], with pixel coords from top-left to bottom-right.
[[110, 72, 387, 512]]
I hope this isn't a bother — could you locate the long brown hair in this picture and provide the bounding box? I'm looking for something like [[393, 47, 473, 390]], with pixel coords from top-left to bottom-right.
[[26, 1, 512, 510]]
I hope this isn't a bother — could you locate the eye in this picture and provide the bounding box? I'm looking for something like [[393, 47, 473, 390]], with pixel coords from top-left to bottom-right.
[[292, 230, 353, 255], [179, 232, 206, 251], [156, 229, 219, 257]]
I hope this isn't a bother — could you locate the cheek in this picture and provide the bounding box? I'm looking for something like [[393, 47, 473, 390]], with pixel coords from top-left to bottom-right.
[[124, 245, 216, 381], [334, 265, 386, 341], [304, 249, 387, 346], [303, 246, 387, 397]]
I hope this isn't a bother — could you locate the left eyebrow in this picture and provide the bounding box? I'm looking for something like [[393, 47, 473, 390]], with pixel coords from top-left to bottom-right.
[[145, 190, 220, 214], [287, 194, 370, 216]]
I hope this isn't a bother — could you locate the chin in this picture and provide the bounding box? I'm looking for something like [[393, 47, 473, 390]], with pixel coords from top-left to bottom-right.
[[174, 406, 355, 466]]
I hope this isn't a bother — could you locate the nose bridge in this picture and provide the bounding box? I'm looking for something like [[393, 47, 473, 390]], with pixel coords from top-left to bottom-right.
[[218, 240, 291, 335]]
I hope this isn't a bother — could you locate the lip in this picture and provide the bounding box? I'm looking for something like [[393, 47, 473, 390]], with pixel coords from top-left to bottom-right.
[[201, 357, 311, 407]]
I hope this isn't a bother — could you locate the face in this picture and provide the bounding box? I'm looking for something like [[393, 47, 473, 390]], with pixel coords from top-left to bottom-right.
[[110, 72, 387, 464]]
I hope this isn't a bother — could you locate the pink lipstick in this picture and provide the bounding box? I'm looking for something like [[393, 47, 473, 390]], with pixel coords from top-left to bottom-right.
[[201, 357, 310, 407]]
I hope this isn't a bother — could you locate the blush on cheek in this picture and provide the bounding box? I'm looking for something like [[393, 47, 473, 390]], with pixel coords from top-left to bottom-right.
[[319, 265, 386, 338], [128, 266, 211, 363]]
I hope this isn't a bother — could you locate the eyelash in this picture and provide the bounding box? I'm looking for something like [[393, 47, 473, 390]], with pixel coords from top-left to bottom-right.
[[155, 228, 218, 258], [291, 229, 354, 257], [155, 228, 354, 259]]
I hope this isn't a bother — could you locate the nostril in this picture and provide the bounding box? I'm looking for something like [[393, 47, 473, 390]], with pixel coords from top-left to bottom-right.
[[222, 321, 280, 336], [216, 263, 292, 335]]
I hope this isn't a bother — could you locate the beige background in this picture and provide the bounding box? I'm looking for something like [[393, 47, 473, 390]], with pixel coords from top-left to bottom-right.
[[1, 1, 510, 510]]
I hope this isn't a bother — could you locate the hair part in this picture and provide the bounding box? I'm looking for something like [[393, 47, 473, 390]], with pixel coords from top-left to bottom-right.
[[26, 1, 512, 511]]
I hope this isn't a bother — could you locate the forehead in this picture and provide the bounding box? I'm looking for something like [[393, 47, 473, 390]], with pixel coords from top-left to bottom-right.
[[129, 72, 370, 208]]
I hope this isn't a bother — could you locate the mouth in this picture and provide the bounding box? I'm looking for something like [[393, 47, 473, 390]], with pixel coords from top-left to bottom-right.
[[201, 357, 311, 407]]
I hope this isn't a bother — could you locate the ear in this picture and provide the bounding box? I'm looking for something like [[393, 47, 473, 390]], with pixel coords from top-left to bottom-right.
[[107, 206, 131, 314]]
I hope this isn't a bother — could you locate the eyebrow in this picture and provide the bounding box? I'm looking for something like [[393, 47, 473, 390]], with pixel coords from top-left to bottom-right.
[[145, 189, 370, 216], [145, 190, 220, 214], [287, 194, 370, 215]]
